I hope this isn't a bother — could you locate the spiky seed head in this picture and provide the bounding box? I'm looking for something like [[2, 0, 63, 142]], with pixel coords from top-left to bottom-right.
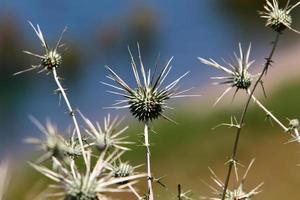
[[104, 44, 194, 123], [268, 8, 292, 32], [114, 163, 134, 178], [260, 0, 300, 33], [65, 181, 98, 200], [42, 50, 62, 70], [233, 72, 252, 90], [129, 87, 168, 122]]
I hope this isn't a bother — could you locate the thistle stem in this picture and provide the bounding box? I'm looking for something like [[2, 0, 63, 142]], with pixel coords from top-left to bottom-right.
[[221, 32, 280, 200], [52, 68, 88, 167], [144, 122, 154, 200], [247, 89, 288, 132]]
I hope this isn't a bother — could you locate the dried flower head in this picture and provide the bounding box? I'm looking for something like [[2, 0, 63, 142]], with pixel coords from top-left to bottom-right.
[[103, 43, 195, 123], [30, 150, 145, 200], [198, 44, 254, 106], [202, 159, 263, 200], [79, 112, 133, 151], [259, 0, 300, 33], [107, 160, 142, 185], [25, 117, 82, 164], [14, 21, 66, 75]]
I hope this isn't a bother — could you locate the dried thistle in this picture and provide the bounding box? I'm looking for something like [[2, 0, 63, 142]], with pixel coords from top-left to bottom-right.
[[30, 150, 145, 200], [103, 43, 195, 123], [13, 21, 66, 75], [259, 0, 300, 33], [79, 112, 134, 151], [198, 44, 254, 106], [25, 117, 82, 164], [107, 160, 143, 185], [202, 159, 263, 200]]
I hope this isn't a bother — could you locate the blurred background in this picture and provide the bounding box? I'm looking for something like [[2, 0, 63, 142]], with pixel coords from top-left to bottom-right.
[[1, 0, 300, 199]]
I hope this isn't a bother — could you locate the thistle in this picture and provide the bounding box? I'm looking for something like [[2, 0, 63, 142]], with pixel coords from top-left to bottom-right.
[[15, 22, 88, 165], [202, 159, 263, 200], [107, 160, 142, 185], [104, 43, 195, 200], [13, 21, 65, 75], [259, 0, 300, 33], [198, 44, 254, 106], [103, 44, 194, 123], [79, 112, 133, 151], [25, 117, 82, 164], [30, 150, 146, 200]]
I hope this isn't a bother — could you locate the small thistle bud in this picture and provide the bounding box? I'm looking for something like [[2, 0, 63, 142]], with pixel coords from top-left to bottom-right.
[[42, 50, 62, 70], [113, 163, 134, 178], [202, 159, 263, 200], [108, 161, 142, 185], [260, 0, 300, 34], [79, 112, 133, 151]]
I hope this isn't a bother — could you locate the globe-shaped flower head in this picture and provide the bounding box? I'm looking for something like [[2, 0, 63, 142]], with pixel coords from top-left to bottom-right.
[[259, 0, 300, 33], [198, 44, 254, 106], [103, 44, 194, 123]]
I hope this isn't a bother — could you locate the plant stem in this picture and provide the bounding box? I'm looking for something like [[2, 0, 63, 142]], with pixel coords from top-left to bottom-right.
[[52, 68, 88, 167], [144, 122, 154, 200], [221, 32, 280, 200], [177, 184, 182, 200], [247, 89, 288, 132]]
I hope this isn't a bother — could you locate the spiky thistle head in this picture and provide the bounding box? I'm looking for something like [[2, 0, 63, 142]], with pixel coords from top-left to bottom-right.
[[79, 112, 133, 151], [25, 117, 82, 164], [103, 43, 195, 123], [30, 150, 146, 200], [259, 0, 300, 33], [198, 43, 254, 106], [107, 160, 143, 185], [13, 21, 66, 76], [202, 159, 263, 200]]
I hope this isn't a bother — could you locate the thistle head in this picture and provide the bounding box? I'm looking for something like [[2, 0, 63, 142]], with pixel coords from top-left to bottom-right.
[[42, 49, 62, 70], [30, 150, 146, 199], [128, 86, 169, 122], [198, 43, 254, 105], [14, 21, 66, 75], [25, 117, 81, 164], [260, 0, 300, 33], [203, 159, 263, 200], [108, 160, 142, 185], [79, 112, 133, 151], [104, 43, 194, 123]]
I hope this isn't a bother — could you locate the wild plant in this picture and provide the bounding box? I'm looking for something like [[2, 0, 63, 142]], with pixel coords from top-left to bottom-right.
[[8, 0, 300, 199], [199, 0, 300, 199]]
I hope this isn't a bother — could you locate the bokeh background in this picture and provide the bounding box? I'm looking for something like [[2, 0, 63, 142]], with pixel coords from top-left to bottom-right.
[[1, 0, 300, 199]]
